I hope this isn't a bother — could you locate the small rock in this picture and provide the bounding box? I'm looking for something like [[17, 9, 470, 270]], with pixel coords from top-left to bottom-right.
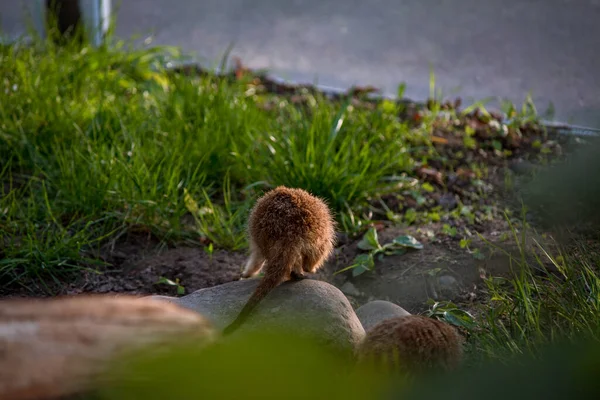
[[509, 159, 537, 175], [152, 279, 365, 351], [355, 300, 411, 332], [335, 231, 350, 246], [340, 281, 361, 297], [438, 193, 458, 210], [438, 275, 460, 299]]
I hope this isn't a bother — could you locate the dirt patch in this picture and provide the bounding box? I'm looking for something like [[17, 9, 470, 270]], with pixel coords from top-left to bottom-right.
[[0, 238, 246, 299], [318, 220, 556, 314], [70, 247, 245, 297]]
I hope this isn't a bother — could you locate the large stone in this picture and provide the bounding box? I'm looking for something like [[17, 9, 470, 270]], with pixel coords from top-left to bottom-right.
[[355, 300, 411, 332], [150, 278, 365, 351], [0, 295, 216, 400]]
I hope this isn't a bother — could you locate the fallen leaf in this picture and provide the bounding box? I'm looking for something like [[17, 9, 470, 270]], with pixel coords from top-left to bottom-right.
[[348, 85, 380, 97], [431, 136, 448, 144], [417, 167, 444, 186]]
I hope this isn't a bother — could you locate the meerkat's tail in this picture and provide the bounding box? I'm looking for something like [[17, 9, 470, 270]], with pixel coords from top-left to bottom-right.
[[222, 268, 286, 336]]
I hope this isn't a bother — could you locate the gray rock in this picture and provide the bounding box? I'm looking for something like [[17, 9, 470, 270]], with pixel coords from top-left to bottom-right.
[[149, 279, 365, 351], [355, 300, 411, 332], [340, 281, 361, 297], [438, 193, 458, 210], [509, 159, 537, 176], [437, 274, 460, 299]]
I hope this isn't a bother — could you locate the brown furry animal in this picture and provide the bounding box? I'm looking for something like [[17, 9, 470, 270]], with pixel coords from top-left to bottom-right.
[[0, 295, 216, 400], [222, 186, 336, 335], [356, 315, 463, 375]]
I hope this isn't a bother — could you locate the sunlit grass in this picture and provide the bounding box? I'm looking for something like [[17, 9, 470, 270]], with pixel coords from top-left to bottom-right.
[[0, 25, 423, 284]]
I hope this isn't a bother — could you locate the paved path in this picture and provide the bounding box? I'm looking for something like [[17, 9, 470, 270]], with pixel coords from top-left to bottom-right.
[[2, 1, 599, 127]]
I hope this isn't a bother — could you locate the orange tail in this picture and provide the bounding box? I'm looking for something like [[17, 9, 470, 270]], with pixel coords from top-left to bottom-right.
[[222, 267, 287, 335]]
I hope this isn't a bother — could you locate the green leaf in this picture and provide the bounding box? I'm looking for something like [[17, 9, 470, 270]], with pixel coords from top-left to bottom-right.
[[176, 285, 185, 295], [442, 224, 457, 236], [422, 182, 435, 193], [332, 254, 374, 276], [183, 188, 199, 215], [442, 309, 477, 329], [156, 277, 178, 286], [409, 191, 427, 206], [392, 235, 423, 250], [380, 99, 396, 114], [351, 253, 375, 277], [397, 82, 406, 98], [463, 136, 477, 149], [383, 247, 407, 256], [357, 227, 381, 251], [404, 208, 418, 224], [472, 248, 486, 260]]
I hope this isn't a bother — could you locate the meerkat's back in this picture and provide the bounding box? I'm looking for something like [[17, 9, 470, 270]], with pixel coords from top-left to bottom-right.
[[222, 186, 336, 335], [356, 315, 463, 374]]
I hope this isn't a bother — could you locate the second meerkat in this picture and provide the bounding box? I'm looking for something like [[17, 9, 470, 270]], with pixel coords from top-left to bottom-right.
[[222, 186, 336, 335], [356, 315, 464, 374]]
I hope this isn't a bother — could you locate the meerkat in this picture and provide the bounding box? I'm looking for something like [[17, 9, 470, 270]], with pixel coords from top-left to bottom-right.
[[222, 186, 336, 335], [356, 315, 463, 375]]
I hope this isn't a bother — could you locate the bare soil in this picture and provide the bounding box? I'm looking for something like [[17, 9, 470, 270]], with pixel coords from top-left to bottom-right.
[[0, 237, 246, 299], [321, 221, 555, 314]]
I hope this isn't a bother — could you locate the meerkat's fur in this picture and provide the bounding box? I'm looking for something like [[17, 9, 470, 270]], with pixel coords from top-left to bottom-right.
[[356, 315, 463, 375], [222, 186, 336, 335]]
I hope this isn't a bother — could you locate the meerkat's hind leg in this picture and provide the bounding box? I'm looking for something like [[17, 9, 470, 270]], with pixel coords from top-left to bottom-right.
[[291, 261, 306, 281], [241, 247, 265, 279], [302, 251, 329, 274]]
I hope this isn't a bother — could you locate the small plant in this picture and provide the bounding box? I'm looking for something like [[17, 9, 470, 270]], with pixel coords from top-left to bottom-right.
[[334, 226, 423, 277], [459, 237, 486, 260], [424, 299, 477, 330], [442, 224, 458, 237], [155, 276, 185, 295], [204, 242, 214, 260]]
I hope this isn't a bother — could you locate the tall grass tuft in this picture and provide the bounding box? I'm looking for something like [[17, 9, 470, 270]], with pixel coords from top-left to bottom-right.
[[473, 220, 600, 362]]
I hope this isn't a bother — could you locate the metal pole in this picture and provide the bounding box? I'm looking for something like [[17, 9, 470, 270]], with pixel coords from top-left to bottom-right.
[[79, 0, 111, 47], [31, 0, 111, 46], [30, 0, 47, 39]]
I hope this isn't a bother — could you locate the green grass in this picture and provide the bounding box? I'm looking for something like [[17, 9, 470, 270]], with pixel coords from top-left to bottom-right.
[[417, 219, 600, 370], [464, 221, 600, 364], [0, 29, 426, 284]]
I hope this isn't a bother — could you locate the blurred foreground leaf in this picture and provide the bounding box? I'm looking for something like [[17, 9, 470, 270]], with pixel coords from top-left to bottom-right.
[[98, 329, 390, 400], [93, 328, 600, 400]]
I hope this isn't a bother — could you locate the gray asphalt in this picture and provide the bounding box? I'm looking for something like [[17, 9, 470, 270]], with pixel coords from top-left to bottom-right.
[[2, 1, 599, 127]]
